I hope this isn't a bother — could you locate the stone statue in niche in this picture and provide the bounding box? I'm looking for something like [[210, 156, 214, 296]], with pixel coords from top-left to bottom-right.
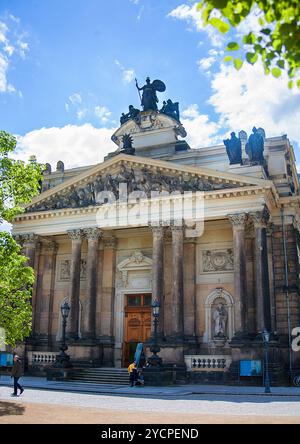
[[213, 303, 228, 338]]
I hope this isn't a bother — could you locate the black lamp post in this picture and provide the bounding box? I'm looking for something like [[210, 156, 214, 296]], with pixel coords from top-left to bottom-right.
[[148, 299, 162, 367], [262, 329, 271, 394], [54, 302, 72, 368]]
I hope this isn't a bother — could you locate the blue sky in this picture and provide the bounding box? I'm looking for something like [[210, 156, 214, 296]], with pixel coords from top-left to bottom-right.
[[0, 0, 299, 168]]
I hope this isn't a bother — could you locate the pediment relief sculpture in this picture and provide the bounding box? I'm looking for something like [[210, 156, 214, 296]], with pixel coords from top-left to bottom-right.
[[26, 164, 243, 213]]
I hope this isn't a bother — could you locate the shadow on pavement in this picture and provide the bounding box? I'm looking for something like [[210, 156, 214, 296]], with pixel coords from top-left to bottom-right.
[[0, 401, 25, 417]]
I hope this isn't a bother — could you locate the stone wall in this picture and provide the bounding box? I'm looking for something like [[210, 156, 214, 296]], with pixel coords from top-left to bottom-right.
[[272, 224, 300, 336]]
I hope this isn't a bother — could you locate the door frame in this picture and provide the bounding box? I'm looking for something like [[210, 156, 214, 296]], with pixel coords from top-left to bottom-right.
[[122, 292, 152, 368]]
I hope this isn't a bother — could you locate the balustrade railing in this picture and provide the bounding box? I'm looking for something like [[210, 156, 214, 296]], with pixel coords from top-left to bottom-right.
[[185, 355, 232, 371], [27, 352, 57, 366]]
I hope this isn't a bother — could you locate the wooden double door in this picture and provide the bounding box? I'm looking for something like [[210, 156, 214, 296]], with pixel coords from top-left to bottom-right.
[[123, 294, 152, 367]]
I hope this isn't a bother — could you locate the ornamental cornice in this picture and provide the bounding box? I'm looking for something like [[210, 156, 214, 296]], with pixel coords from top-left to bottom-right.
[[13, 184, 276, 223], [21, 153, 275, 215]]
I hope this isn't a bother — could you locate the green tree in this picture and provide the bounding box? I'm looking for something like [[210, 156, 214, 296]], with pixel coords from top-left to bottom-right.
[[197, 0, 300, 88], [0, 233, 34, 346], [0, 131, 43, 222], [0, 130, 44, 346]]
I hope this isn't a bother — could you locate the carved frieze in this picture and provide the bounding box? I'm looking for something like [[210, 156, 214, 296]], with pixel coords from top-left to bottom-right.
[[26, 165, 242, 213], [202, 249, 234, 273], [58, 259, 87, 281]]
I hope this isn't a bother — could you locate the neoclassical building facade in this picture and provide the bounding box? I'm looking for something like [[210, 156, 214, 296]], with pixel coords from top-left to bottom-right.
[[12, 111, 300, 380]]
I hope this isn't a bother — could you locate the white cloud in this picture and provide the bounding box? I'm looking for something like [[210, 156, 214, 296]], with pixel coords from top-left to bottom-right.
[[168, 4, 224, 47], [76, 109, 88, 120], [123, 69, 135, 84], [0, 16, 29, 94], [209, 63, 300, 144], [181, 104, 220, 148], [16, 124, 117, 169], [69, 92, 82, 104], [115, 59, 136, 84], [94, 105, 112, 124], [197, 56, 216, 71]]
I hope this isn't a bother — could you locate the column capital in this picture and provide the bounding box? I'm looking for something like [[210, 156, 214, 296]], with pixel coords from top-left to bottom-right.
[[149, 223, 165, 236], [103, 236, 117, 249], [249, 207, 270, 228], [18, 233, 39, 246], [228, 213, 247, 228], [42, 240, 58, 254], [67, 229, 83, 241], [170, 221, 184, 233], [83, 227, 102, 240]]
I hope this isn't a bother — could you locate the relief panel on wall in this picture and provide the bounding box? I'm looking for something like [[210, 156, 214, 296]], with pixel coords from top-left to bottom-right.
[[57, 258, 87, 282], [202, 249, 233, 273]]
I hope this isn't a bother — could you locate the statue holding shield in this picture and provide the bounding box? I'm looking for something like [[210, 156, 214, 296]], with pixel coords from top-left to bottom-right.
[[135, 77, 166, 111]]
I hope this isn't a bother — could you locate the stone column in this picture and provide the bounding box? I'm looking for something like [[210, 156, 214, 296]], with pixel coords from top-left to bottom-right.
[[170, 223, 184, 339], [228, 213, 248, 335], [266, 223, 276, 332], [183, 238, 196, 342], [249, 207, 271, 333], [101, 236, 117, 366], [83, 228, 102, 339], [22, 233, 39, 268], [67, 229, 83, 339], [150, 224, 165, 337]]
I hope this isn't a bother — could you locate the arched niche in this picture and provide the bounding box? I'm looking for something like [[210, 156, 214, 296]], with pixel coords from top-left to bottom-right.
[[203, 288, 234, 344]]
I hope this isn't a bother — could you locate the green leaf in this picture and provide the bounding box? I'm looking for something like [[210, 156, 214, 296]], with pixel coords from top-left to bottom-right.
[[243, 32, 256, 44], [297, 79, 300, 89], [258, 17, 265, 26], [277, 60, 285, 69], [226, 41, 239, 51], [233, 58, 243, 70], [223, 55, 233, 62], [209, 17, 230, 33], [246, 52, 258, 64], [288, 80, 294, 89], [271, 67, 282, 78], [261, 28, 271, 36], [272, 39, 282, 51]]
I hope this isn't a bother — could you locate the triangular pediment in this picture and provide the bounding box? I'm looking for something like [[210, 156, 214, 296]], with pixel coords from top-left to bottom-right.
[[24, 154, 274, 214]]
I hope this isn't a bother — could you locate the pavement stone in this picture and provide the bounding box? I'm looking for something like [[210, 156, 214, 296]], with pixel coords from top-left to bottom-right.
[[1, 375, 300, 397]]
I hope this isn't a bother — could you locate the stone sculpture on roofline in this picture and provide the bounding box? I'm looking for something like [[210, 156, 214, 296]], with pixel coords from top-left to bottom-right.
[[119, 76, 181, 125], [224, 127, 266, 167]]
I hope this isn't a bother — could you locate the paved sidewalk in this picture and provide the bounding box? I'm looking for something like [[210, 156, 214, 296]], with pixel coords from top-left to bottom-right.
[[1, 374, 300, 397]]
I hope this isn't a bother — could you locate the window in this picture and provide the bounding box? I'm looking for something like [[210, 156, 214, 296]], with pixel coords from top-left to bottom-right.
[[126, 294, 152, 307], [127, 295, 142, 307]]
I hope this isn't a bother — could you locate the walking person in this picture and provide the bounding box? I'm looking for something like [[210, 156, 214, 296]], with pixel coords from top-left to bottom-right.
[[11, 355, 24, 397], [127, 361, 138, 387]]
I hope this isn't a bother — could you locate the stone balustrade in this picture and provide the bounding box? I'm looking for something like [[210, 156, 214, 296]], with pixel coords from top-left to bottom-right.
[[27, 351, 57, 366], [185, 355, 232, 372]]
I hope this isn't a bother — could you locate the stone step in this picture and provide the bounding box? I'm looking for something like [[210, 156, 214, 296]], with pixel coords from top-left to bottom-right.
[[67, 367, 130, 385]]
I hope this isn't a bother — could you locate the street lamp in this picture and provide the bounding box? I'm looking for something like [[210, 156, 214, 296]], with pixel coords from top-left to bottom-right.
[[148, 299, 162, 367], [262, 329, 271, 394], [54, 302, 72, 368]]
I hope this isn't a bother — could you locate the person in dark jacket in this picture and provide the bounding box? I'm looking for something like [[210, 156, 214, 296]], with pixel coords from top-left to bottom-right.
[[11, 355, 24, 397]]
